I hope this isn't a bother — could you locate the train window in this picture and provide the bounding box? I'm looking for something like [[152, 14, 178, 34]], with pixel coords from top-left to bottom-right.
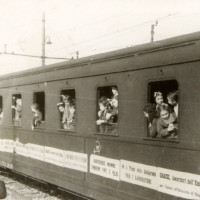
[[12, 94, 22, 126], [145, 80, 178, 139], [96, 86, 118, 135], [32, 92, 45, 129], [0, 96, 3, 125], [57, 89, 76, 131]]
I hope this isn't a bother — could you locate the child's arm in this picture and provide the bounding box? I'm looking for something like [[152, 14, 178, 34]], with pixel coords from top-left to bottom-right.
[[11, 105, 16, 110], [157, 120, 170, 138], [34, 111, 42, 126], [149, 119, 157, 138], [96, 119, 105, 125]]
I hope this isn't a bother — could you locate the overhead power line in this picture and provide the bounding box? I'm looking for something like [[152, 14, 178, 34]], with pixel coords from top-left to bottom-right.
[[68, 9, 136, 31], [3, 52, 69, 60], [69, 13, 179, 54], [68, 13, 180, 48], [2, 12, 179, 63]]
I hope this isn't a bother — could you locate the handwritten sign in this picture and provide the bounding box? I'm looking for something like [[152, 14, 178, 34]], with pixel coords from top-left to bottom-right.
[[1, 137, 200, 200], [120, 160, 200, 200], [44, 147, 88, 172], [28, 143, 45, 161], [0, 139, 14, 153], [45, 146, 64, 167], [0, 139, 4, 152], [15, 141, 29, 157], [120, 160, 157, 190], [158, 167, 200, 200], [14, 141, 88, 172], [4, 139, 14, 153], [90, 155, 120, 181], [63, 151, 88, 172]]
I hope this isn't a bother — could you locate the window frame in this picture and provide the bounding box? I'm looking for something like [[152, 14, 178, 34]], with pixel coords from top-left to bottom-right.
[[143, 78, 179, 142], [11, 93, 22, 127], [32, 91, 45, 130], [95, 84, 119, 136], [57, 88, 76, 133]]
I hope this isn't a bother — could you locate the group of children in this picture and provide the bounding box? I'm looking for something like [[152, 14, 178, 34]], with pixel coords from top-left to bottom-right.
[[57, 95, 76, 130], [10, 94, 76, 130], [96, 86, 118, 134], [11, 98, 43, 130], [11, 97, 22, 126], [31, 103, 43, 130], [31, 94, 76, 130], [1, 88, 179, 137], [143, 91, 179, 139]]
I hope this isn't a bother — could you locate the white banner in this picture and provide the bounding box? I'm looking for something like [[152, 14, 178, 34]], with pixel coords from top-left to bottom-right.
[[120, 160, 200, 200], [0, 139, 4, 152], [14, 141, 88, 172], [158, 167, 200, 200], [45, 146, 64, 167], [90, 155, 120, 181], [4, 139, 14, 153], [63, 151, 88, 172], [0, 139, 14, 153], [1, 137, 200, 199], [120, 160, 157, 190], [28, 143, 45, 161], [15, 141, 29, 157]]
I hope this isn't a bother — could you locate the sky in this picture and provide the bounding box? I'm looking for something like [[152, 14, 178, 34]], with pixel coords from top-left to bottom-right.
[[0, 0, 200, 75]]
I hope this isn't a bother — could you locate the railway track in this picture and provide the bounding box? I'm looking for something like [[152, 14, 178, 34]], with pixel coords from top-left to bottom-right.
[[0, 168, 92, 200]]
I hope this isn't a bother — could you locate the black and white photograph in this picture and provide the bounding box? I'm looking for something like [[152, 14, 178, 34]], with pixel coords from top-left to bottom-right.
[[0, 0, 200, 199]]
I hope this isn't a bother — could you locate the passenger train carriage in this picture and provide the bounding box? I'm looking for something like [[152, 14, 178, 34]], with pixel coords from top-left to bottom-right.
[[0, 31, 200, 200]]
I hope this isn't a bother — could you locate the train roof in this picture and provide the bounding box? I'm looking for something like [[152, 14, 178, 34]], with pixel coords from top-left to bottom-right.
[[1, 31, 200, 80]]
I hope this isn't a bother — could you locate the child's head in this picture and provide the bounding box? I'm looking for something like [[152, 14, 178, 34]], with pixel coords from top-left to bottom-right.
[[31, 103, 39, 112], [16, 98, 22, 106], [69, 101, 76, 114], [57, 102, 65, 113], [154, 92, 163, 105], [61, 95, 70, 105], [111, 86, 118, 96], [160, 104, 170, 120], [69, 106, 75, 114], [143, 104, 156, 121], [111, 98, 118, 108], [99, 97, 108, 111], [167, 91, 178, 106]]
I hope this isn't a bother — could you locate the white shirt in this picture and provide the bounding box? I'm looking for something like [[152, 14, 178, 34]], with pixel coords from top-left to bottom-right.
[[174, 104, 178, 117]]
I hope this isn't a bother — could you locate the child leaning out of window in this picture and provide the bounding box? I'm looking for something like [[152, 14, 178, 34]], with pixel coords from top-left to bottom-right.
[[157, 104, 178, 139], [31, 103, 42, 130]]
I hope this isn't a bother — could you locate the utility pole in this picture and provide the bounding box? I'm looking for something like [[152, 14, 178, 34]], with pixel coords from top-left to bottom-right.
[[4, 44, 7, 53], [151, 21, 158, 42], [3, 13, 73, 63], [42, 12, 45, 67]]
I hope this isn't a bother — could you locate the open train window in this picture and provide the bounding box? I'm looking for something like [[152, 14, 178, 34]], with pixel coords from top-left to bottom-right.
[[96, 86, 118, 135], [0, 96, 3, 125], [12, 94, 22, 126], [57, 89, 76, 131], [32, 92, 45, 129], [145, 80, 178, 140]]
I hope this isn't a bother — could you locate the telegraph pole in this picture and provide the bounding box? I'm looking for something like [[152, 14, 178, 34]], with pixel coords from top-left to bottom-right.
[[3, 13, 72, 62], [151, 21, 158, 42], [42, 12, 45, 67], [4, 44, 7, 53]]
